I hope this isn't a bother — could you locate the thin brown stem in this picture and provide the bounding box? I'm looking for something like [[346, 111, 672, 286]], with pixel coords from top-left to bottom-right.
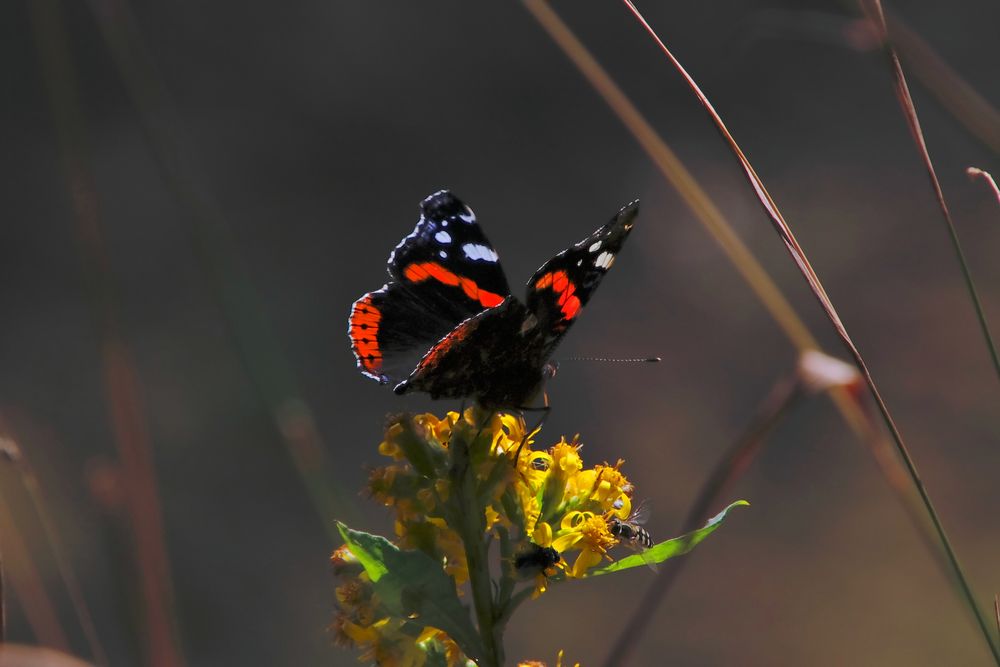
[[29, 0, 185, 663], [0, 435, 109, 665], [82, 0, 352, 538], [995, 594, 1000, 638], [602, 375, 804, 667], [451, 417, 501, 667], [882, 10, 1000, 156], [521, 0, 964, 645], [968, 168, 1000, 208], [860, 0, 1000, 389], [0, 530, 5, 644], [0, 497, 70, 650], [619, 1, 1000, 661]]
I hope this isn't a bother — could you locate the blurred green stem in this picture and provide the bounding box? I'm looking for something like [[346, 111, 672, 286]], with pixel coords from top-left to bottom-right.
[[83, 0, 353, 537], [451, 423, 502, 667]]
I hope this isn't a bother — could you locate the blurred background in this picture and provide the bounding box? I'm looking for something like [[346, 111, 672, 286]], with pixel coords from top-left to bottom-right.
[[2, 0, 999, 665]]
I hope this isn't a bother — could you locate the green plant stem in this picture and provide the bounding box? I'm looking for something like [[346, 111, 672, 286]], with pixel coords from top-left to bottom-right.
[[495, 527, 516, 616], [83, 0, 352, 539], [451, 427, 502, 667]]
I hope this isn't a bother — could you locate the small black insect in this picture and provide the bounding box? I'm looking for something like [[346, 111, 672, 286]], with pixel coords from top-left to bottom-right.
[[513, 543, 561, 578]]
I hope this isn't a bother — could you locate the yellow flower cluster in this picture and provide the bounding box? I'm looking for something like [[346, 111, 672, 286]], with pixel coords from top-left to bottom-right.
[[334, 408, 639, 665], [330, 545, 468, 667], [369, 409, 635, 586]]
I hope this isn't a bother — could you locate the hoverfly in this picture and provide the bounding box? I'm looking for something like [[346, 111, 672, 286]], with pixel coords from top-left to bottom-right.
[[607, 501, 656, 569]]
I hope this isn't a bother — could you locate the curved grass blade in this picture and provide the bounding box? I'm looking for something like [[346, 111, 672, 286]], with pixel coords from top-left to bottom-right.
[[968, 168, 1000, 208], [860, 0, 1000, 388], [618, 1, 1000, 662], [588, 501, 749, 578]]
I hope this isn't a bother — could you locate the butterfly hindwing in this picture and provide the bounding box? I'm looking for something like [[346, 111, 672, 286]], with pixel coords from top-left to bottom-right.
[[349, 284, 463, 383], [525, 200, 639, 349], [393, 298, 548, 408]]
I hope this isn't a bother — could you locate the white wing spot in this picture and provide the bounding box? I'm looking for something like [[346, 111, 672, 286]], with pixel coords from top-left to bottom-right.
[[595, 251, 615, 269], [462, 243, 499, 262], [588, 241, 602, 253], [439, 250, 448, 259], [576, 259, 583, 267], [435, 231, 452, 244], [441, 220, 449, 227], [458, 206, 476, 223]]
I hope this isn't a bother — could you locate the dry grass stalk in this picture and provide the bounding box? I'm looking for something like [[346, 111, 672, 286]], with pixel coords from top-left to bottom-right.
[[0, 499, 70, 651], [523, 0, 999, 662], [0, 433, 107, 665], [968, 167, 1000, 208], [860, 0, 1000, 385], [0, 644, 96, 667], [619, 0, 1000, 661], [29, 0, 185, 663]]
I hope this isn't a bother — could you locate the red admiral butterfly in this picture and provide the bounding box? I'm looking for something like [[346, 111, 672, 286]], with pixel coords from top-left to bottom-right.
[[348, 190, 638, 409]]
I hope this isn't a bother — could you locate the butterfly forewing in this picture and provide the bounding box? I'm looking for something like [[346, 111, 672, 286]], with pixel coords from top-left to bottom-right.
[[348, 190, 512, 383], [350, 191, 639, 408], [388, 190, 511, 315], [525, 200, 638, 351]]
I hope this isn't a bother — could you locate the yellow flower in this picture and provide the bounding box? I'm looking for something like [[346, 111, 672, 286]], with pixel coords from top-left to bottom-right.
[[434, 523, 470, 587], [551, 511, 617, 577], [517, 650, 580, 667], [340, 409, 651, 667], [379, 423, 407, 460], [415, 411, 457, 445], [557, 649, 581, 667], [494, 411, 540, 461], [532, 521, 553, 547], [485, 504, 509, 532], [518, 451, 553, 491], [520, 489, 542, 537], [549, 438, 583, 476]]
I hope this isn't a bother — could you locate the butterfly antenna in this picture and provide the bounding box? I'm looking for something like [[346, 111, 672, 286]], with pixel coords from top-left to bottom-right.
[[563, 356, 662, 363]]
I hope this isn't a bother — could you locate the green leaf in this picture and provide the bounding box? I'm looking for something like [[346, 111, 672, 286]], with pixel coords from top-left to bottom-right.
[[587, 500, 749, 577], [336, 523, 485, 662]]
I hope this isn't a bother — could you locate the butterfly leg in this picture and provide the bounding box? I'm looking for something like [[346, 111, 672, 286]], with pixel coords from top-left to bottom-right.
[[511, 405, 551, 465]]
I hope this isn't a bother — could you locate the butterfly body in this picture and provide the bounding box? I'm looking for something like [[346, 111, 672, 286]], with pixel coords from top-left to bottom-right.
[[348, 190, 637, 409]]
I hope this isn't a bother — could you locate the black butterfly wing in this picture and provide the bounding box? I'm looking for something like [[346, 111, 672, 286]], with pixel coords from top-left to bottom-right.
[[393, 298, 546, 408], [394, 199, 640, 409], [348, 190, 511, 384], [524, 200, 639, 353]]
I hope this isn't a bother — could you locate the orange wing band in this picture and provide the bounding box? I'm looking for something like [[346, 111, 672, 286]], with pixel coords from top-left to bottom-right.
[[533, 270, 581, 321], [349, 294, 383, 374], [403, 262, 504, 308]]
